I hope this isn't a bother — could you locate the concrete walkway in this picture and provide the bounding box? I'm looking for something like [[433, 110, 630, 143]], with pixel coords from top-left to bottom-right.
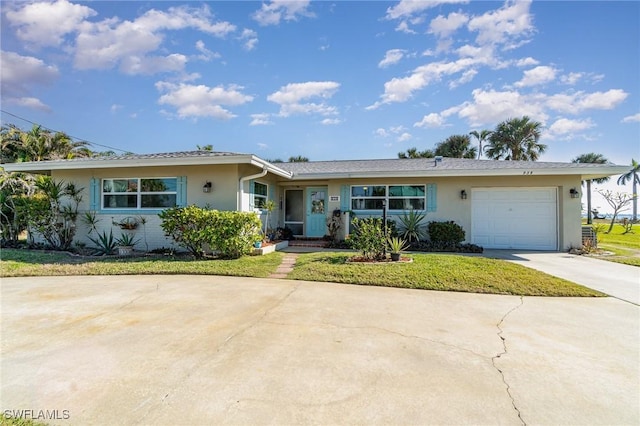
[[269, 252, 299, 279], [1, 275, 638, 425], [484, 250, 640, 305]]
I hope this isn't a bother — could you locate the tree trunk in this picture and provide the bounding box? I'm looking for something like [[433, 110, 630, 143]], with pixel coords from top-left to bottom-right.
[[586, 180, 592, 224], [633, 175, 638, 222]]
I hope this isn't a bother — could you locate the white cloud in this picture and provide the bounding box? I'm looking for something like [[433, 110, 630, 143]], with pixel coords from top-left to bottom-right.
[[515, 57, 539, 67], [368, 57, 478, 108], [514, 65, 557, 87], [449, 69, 477, 88], [267, 81, 340, 117], [156, 82, 253, 120], [74, 5, 235, 74], [252, 0, 314, 26], [467, 0, 534, 49], [546, 89, 628, 114], [547, 117, 595, 136], [414, 113, 447, 128], [239, 29, 258, 51], [195, 40, 220, 61], [0, 50, 58, 111], [5, 0, 96, 47], [560, 72, 583, 85], [110, 104, 123, 113], [397, 132, 412, 142], [250, 113, 273, 126], [321, 118, 341, 125], [456, 88, 548, 126], [375, 128, 389, 137], [428, 12, 469, 38], [257, 143, 268, 150], [385, 0, 468, 20], [395, 21, 417, 34], [378, 49, 406, 68], [622, 113, 640, 123]]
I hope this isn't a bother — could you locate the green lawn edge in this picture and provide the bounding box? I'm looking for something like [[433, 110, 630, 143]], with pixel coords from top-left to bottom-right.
[[287, 252, 605, 297], [0, 249, 284, 278]]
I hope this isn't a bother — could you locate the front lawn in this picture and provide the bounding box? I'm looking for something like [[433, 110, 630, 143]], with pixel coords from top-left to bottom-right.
[[0, 249, 283, 278], [587, 221, 640, 267], [287, 252, 604, 297]]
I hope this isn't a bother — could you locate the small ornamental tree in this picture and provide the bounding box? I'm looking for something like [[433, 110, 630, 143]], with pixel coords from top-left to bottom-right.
[[28, 176, 83, 250], [597, 190, 633, 233], [350, 217, 391, 260]]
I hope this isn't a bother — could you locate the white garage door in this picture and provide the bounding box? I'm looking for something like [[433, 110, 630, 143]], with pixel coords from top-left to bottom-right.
[[472, 188, 558, 250]]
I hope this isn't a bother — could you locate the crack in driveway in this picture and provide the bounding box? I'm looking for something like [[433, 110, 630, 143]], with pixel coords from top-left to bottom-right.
[[492, 296, 525, 425]]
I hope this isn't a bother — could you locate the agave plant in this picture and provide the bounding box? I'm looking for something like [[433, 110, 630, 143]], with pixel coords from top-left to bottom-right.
[[397, 208, 426, 242], [386, 236, 409, 254], [88, 229, 117, 255]]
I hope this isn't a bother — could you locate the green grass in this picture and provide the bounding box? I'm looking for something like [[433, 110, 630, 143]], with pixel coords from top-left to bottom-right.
[[0, 249, 283, 278], [596, 222, 640, 249], [1, 414, 48, 426], [287, 252, 604, 297], [583, 221, 640, 267]]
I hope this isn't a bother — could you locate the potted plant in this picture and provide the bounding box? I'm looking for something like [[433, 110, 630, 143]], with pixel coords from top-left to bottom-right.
[[115, 232, 140, 256], [387, 236, 409, 261]]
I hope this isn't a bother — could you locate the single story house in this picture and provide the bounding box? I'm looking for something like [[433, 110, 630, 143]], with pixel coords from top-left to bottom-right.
[[3, 151, 628, 251]]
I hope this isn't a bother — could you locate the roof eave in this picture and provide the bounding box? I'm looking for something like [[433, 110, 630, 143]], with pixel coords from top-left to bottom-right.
[[2, 154, 294, 179], [288, 166, 630, 180]]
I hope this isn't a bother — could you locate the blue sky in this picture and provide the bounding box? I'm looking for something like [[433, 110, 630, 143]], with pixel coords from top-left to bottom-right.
[[1, 0, 638, 171]]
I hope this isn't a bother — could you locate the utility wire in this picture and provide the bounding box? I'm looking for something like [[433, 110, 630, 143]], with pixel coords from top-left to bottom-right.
[[0, 109, 131, 153]]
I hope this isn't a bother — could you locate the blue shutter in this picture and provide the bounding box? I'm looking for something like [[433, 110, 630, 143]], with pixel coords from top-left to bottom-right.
[[249, 180, 255, 208], [177, 176, 187, 207], [340, 185, 350, 211], [269, 184, 275, 201], [427, 183, 437, 212], [89, 178, 100, 211]]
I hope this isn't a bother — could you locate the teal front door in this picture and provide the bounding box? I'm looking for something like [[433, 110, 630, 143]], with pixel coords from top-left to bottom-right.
[[306, 187, 327, 237]]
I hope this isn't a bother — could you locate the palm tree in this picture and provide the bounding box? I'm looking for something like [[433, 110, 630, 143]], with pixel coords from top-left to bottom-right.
[[617, 158, 640, 221], [3, 125, 90, 162], [572, 153, 610, 224], [485, 116, 546, 161], [434, 134, 477, 159], [288, 155, 309, 162], [397, 147, 434, 159], [469, 129, 492, 159]]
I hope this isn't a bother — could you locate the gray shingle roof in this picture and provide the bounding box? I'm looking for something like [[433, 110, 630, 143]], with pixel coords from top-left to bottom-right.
[[276, 157, 625, 179]]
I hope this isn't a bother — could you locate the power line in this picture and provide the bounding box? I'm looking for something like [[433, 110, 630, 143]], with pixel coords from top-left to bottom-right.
[[0, 109, 131, 153]]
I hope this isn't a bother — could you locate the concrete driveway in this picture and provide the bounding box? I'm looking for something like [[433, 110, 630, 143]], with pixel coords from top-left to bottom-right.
[[1, 275, 638, 425], [484, 250, 640, 305]]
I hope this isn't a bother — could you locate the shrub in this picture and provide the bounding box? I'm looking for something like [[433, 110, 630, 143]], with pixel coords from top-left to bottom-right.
[[209, 210, 262, 259], [350, 217, 391, 260], [159, 206, 262, 259], [428, 221, 465, 246], [159, 205, 212, 258]]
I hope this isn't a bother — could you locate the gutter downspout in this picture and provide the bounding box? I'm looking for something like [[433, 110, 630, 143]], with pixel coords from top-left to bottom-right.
[[238, 167, 268, 211]]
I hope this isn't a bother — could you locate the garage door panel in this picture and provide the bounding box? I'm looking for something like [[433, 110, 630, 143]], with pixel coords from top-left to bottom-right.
[[472, 187, 557, 250]]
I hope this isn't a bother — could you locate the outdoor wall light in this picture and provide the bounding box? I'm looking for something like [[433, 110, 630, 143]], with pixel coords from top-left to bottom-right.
[[202, 181, 212, 193], [460, 190, 467, 200], [570, 188, 580, 199]]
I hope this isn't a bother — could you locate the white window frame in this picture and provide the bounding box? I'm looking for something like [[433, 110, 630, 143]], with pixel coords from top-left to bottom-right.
[[351, 184, 427, 211], [102, 177, 178, 210], [252, 181, 269, 209]]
